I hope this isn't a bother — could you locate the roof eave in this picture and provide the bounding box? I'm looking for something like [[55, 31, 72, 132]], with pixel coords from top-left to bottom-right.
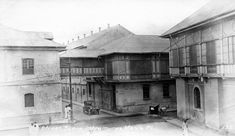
[[161, 10, 235, 38], [0, 45, 66, 51], [99, 51, 168, 57], [60, 56, 98, 58]]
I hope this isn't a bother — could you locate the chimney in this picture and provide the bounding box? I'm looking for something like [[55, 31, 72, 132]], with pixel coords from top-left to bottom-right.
[[77, 36, 80, 40], [72, 38, 74, 42], [67, 40, 69, 44], [107, 24, 110, 29], [91, 31, 93, 35], [98, 27, 101, 32], [83, 34, 86, 38]]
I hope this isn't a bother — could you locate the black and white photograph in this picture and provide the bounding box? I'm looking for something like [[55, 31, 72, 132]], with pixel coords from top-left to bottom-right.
[[0, 0, 235, 136]]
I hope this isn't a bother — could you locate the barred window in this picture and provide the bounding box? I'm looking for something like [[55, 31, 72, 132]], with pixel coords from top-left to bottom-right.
[[22, 58, 34, 75]]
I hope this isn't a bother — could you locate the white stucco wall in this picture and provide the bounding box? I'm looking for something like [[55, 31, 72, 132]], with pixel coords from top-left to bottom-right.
[[0, 49, 62, 119], [0, 84, 62, 118], [204, 78, 220, 129], [0, 50, 60, 83], [221, 79, 235, 133], [176, 78, 187, 119]]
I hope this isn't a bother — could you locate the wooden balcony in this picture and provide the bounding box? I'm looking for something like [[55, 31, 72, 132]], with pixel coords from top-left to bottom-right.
[[105, 73, 170, 82], [60, 67, 104, 76]]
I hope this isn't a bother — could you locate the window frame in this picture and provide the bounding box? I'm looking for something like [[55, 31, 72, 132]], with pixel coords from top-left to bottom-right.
[[22, 58, 34, 75], [24, 93, 34, 107], [193, 87, 202, 109], [143, 84, 150, 100]]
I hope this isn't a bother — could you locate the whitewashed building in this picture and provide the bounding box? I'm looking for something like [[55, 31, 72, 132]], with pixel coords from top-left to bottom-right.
[[0, 24, 65, 127]]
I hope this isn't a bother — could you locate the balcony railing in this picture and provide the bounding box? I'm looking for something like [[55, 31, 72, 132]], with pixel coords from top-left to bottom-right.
[[169, 64, 235, 77], [61, 67, 104, 76]]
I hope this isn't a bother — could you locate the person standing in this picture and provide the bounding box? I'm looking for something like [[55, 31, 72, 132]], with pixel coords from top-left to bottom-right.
[[182, 118, 189, 136], [67, 104, 72, 122], [64, 105, 68, 119]]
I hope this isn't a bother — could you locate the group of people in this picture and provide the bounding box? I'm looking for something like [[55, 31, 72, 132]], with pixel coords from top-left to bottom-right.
[[64, 104, 72, 120]]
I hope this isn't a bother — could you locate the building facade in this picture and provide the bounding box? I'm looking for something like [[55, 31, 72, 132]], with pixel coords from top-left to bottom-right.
[[0, 24, 65, 126], [60, 25, 176, 113], [162, 0, 235, 133], [101, 53, 176, 113]]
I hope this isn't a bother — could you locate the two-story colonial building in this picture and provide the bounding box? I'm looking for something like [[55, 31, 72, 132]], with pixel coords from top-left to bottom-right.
[[161, 0, 235, 133], [60, 25, 176, 113], [0, 24, 65, 128], [60, 25, 132, 106]]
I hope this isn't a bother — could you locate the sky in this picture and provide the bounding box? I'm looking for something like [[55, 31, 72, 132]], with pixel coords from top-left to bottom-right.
[[0, 0, 210, 43]]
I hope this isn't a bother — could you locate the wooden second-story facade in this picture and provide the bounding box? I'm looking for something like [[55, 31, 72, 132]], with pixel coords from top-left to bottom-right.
[[168, 20, 235, 77], [164, 0, 235, 79], [60, 58, 104, 77], [104, 53, 169, 81]]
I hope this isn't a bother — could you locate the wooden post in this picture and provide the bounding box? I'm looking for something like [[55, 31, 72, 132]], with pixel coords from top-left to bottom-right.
[[69, 57, 73, 121]]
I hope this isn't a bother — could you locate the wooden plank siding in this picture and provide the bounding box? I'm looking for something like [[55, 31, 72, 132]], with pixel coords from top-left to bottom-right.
[[104, 53, 170, 81], [60, 53, 170, 81], [169, 17, 235, 77]]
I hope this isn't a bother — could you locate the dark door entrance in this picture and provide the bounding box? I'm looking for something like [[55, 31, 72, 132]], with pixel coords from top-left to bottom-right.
[[102, 89, 112, 110], [112, 85, 116, 110]]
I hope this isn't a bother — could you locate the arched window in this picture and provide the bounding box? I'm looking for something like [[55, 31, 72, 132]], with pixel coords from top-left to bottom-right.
[[24, 93, 34, 107], [194, 87, 201, 109]]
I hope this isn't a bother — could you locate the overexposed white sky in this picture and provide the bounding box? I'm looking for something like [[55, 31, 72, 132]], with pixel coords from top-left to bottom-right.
[[0, 0, 209, 43]]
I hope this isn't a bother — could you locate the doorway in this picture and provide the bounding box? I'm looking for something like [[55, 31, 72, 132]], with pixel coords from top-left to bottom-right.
[[112, 85, 116, 110]]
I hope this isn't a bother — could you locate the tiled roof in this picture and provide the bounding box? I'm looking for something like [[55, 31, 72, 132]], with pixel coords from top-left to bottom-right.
[[100, 35, 169, 55], [61, 35, 169, 58], [0, 24, 65, 48], [162, 0, 235, 37], [61, 25, 169, 58], [67, 24, 133, 49]]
